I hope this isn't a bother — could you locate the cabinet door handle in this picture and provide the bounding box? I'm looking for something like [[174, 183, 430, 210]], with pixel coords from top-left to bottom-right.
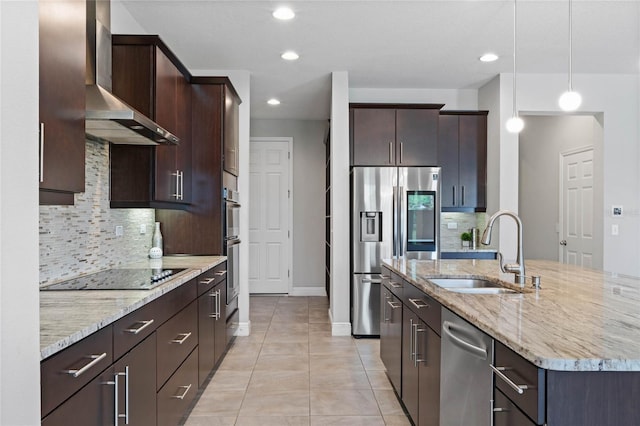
[[461, 185, 465, 206], [209, 290, 221, 319], [179, 170, 184, 200], [389, 142, 393, 164], [64, 352, 107, 377], [124, 319, 154, 335], [39, 122, 45, 183], [490, 364, 530, 395], [172, 384, 192, 400], [400, 142, 404, 164], [409, 298, 429, 309], [413, 323, 426, 367], [409, 319, 415, 361], [112, 367, 129, 425], [170, 332, 192, 345], [452, 186, 456, 206]]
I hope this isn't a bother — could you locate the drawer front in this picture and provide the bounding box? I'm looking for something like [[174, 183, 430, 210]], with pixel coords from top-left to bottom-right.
[[402, 282, 441, 333], [157, 348, 198, 426], [494, 388, 538, 426], [494, 341, 546, 425], [157, 300, 198, 390], [113, 297, 162, 360], [162, 278, 198, 318], [381, 267, 404, 299], [197, 261, 227, 296], [41, 325, 114, 417]]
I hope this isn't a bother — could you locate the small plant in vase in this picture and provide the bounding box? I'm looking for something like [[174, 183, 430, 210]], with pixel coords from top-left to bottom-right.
[[460, 232, 472, 248]]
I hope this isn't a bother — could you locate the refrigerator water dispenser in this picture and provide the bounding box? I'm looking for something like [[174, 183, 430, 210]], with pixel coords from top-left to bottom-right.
[[360, 211, 382, 242]]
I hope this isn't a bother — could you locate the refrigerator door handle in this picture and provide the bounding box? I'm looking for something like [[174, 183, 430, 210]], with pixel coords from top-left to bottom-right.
[[392, 185, 398, 258], [398, 186, 404, 257]]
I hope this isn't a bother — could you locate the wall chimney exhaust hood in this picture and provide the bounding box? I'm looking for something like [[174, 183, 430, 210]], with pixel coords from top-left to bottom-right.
[[85, 0, 178, 145]]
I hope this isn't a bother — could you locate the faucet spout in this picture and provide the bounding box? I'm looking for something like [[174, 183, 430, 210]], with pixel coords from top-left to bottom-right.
[[481, 210, 526, 285]]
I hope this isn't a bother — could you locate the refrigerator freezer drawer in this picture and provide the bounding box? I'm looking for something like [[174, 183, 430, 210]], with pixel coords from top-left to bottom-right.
[[352, 274, 381, 336]]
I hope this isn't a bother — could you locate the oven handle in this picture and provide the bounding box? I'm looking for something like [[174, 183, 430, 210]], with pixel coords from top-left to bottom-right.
[[226, 239, 241, 247]]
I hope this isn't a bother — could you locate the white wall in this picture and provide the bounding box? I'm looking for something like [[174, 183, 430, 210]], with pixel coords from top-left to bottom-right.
[[350, 87, 478, 110], [519, 115, 603, 267], [250, 119, 327, 293], [111, 0, 146, 33], [0, 1, 41, 424], [479, 72, 640, 277], [330, 72, 351, 335]]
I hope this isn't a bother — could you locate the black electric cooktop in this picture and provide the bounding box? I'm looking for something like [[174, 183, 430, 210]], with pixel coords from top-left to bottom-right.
[[40, 268, 187, 291]]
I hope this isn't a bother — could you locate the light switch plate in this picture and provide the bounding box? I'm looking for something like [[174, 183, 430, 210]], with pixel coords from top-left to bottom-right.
[[140, 224, 147, 235], [115, 225, 124, 237], [611, 224, 619, 236]]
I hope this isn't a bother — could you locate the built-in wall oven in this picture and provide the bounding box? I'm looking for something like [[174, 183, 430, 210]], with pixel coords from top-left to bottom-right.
[[224, 188, 240, 320]]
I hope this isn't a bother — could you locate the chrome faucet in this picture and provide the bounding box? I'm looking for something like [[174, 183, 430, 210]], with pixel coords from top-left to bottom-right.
[[481, 210, 526, 285]]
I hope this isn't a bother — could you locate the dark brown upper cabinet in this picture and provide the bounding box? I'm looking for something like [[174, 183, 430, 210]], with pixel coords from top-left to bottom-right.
[[223, 84, 240, 176], [438, 112, 488, 212], [110, 35, 191, 208], [350, 104, 442, 166], [39, 0, 86, 205]]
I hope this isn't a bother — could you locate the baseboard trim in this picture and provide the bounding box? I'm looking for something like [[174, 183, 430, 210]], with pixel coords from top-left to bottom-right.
[[328, 309, 352, 336], [289, 286, 327, 297], [236, 321, 250, 336]]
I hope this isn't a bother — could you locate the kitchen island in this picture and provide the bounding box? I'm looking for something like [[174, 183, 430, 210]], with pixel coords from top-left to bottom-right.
[[383, 258, 640, 426]]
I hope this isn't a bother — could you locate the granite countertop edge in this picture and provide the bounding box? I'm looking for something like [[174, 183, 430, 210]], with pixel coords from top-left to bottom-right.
[[383, 258, 640, 372], [40, 256, 226, 361]]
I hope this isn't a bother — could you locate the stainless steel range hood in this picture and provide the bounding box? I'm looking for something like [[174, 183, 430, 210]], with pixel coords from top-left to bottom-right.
[[85, 0, 178, 145]]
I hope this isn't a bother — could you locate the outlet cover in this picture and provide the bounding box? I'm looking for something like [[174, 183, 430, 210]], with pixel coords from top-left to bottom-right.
[[115, 225, 124, 237], [140, 224, 147, 235], [447, 222, 458, 229]]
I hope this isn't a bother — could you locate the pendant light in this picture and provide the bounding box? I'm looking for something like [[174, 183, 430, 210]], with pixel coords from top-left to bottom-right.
[[506, 0, 524, 133], [558, 0, 582, 111]]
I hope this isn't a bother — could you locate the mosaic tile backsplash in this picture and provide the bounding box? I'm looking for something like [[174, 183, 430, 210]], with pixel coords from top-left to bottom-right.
[[39, 140, 155, 286], [440, 212, 492, 251]]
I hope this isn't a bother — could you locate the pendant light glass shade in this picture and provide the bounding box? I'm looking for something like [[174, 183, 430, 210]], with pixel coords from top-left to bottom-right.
[[558, 90, 582, 111], [506, 116, 525, 133], [506, 0, 523, 133], [558, 0, 581, 112]]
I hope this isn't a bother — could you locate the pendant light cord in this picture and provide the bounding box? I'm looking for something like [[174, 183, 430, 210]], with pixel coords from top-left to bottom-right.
[[568, 0, 573, 91], [512, 0, 518, 117]]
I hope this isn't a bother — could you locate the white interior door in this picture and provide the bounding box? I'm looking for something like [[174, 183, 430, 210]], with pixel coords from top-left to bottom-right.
[[249, 138, 291, 293], [560, 147, 595, 267]]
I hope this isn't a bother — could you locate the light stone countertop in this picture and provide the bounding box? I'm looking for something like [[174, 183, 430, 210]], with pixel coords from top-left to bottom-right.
[[383, 258, 640, 372], [441, 248, 497, 253], [40, 256, 226, 361]]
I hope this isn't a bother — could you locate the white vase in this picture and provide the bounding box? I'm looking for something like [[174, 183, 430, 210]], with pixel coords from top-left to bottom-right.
[[150, 222, 163, 258]]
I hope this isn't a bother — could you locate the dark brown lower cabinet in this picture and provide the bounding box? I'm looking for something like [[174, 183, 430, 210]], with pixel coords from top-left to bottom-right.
[[157, 348, 199, 426], [402, 305, 441, 426], [112, 334, 157, 426], [42, 365, 115, 426], [380, 286, 402, 395], [197, 280, 227, 386], [494, 389, 536, 426], [42, 334, 156, 426]]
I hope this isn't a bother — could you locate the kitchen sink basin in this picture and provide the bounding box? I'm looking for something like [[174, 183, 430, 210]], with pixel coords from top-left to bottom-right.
[[429, 278, 519, 294]]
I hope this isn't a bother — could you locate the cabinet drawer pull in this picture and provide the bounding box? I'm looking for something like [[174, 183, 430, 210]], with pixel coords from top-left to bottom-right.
[[199, 278, 215, 285], [490, 364, 530, 395], [409, 298, 429, 309], [380, 274, 390, 280], [124, 319, 154, 335], [387, 300, 401, 309], [64, 352, 107, 378], [215, 270, 227, 276], [171, 332, 192, 345], [389, 281, 403, 289], [172, 384, 192, 400]]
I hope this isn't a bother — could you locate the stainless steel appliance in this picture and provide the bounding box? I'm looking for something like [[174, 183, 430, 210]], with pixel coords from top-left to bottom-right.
[[40, 268, 187, 291], [440, 307, 494, 426], [351, 167, 441, 336], [223, 188, 240, 320]]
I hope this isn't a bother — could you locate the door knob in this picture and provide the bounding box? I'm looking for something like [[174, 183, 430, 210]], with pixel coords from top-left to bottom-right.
[[560, 240, 567, 246]]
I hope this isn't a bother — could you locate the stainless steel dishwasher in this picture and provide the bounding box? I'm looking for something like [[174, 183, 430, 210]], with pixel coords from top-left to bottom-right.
[[440, 307, 494, 426]]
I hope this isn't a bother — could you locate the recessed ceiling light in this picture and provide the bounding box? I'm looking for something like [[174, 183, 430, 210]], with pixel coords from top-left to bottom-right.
[[273, 7, 295, 20], [267, 98, 281, 106], [281, 51, 299, 61], [479, 53, 499, 62]]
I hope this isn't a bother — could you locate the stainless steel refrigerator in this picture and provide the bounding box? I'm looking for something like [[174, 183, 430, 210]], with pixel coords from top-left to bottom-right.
[[351, 167, 441, 336]]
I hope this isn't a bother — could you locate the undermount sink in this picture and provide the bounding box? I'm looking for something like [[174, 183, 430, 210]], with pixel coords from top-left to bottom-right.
[[429, 278, 519, 294]]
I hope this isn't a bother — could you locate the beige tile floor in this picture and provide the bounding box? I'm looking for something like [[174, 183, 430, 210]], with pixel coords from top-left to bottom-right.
[[184, 295, 411, 426]]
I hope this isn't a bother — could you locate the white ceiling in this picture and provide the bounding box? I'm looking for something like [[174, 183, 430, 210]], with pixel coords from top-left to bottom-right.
[[119, 0, 640, 120]]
